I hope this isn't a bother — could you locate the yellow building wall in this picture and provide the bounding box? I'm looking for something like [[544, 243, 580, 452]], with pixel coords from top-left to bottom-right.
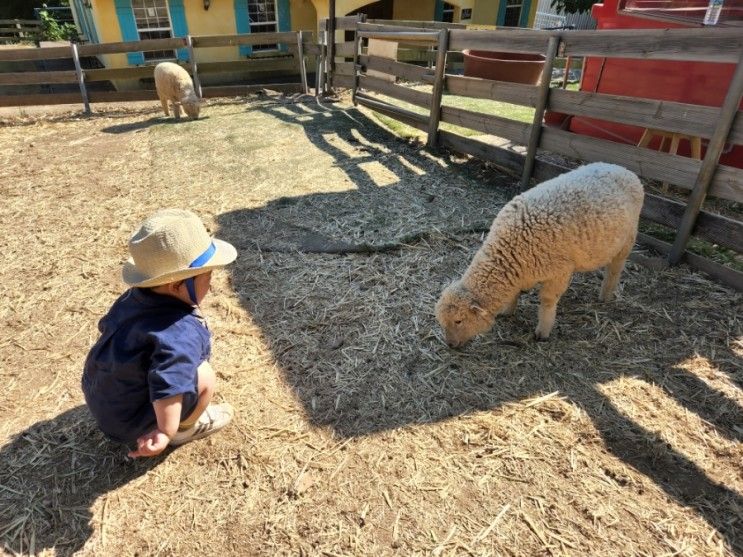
[[471, 0, 499, 25], [392, 0, 435, 20], [94, 0, 317, 89]]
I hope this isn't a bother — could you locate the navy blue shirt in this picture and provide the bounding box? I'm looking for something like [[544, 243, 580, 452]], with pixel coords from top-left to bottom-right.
[[82, 288, 210, 443]]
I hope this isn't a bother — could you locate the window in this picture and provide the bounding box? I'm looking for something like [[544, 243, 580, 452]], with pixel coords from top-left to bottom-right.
[[504, 0, 524, 26], [248, 0, 278, 51], [442, 2, 455, 22], [132, 0, 175, 61], [461, 8, 473, 19], [619, 0, 743, 26]]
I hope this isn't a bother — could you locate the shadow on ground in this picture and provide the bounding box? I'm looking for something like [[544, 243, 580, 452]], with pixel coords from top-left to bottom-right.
[[0, 406, 164, 555], [217, 100, 743, 551]]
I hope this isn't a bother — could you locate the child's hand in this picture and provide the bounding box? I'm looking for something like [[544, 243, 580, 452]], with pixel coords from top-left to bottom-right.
[[128, 429, 170, 458]]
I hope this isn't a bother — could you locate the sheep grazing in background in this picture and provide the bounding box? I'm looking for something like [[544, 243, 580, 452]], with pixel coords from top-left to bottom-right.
[[154, 62, 201, 120], [436, 163, 644, 347]]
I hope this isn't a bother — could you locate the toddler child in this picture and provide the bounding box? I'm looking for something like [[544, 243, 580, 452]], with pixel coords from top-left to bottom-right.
[[82, 209, 237, 458]]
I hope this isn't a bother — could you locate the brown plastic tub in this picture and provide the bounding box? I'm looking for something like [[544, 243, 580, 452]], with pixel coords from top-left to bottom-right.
[[462, 50, 546, 85]]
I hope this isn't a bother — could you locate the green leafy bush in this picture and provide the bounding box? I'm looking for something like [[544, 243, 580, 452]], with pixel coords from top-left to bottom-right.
[[36, 10, 78, 42]]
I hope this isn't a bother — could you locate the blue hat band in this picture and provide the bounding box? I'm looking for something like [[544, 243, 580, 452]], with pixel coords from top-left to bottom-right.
[[185, 241, 216, 304]]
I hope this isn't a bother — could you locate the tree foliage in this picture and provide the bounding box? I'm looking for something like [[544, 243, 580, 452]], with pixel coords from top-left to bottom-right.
[[36, 9, 78, 42]]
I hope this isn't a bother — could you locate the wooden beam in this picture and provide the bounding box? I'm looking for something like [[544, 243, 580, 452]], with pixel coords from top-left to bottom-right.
[[0, 92, 82, 107], [190, 32, 297, 48], [328, 0, 336, 75], [357, 31, 440, 44], [0, 70, 78, 85], [77, 37, 185, 56], [548, 88, 728, 140], [427, 29, 449, 148], [201, 83, 303, 97], [366, 19, 467, 30], [0, 45, 71, 61], [297, 30, 308, 94], [561, 28, 743, 64], [438, 130, 526, 175], [351, 24, 361, 105], [359, 55, 431, 82], [669, 51, 743, 264], [521, 35, 559, 188], [642, 193, 743, 254], [358, 74, 432, 108], [539, 127, 742, 203], [448, 29, 552, 55], [638, 233, 743, 291], [440, 105, 531, 144], [355, 92, 429, 131], [445, 74, 538, 107], [186, 35, 201, 98]]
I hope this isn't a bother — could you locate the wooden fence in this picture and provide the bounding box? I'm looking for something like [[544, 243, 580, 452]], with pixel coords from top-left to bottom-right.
[[0, 31, 319, 111], [0, 19, 40, 43], [326, 21, 743, 291]]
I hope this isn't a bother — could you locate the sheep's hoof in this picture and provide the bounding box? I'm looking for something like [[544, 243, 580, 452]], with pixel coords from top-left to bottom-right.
[[534, 330, 551, 342]]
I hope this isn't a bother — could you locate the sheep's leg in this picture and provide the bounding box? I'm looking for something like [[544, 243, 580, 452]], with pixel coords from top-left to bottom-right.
[[173, 102, 182, 120], [600, 239, 634, 302], [158, 94, 169, 116], [535, 273, 572, 340]]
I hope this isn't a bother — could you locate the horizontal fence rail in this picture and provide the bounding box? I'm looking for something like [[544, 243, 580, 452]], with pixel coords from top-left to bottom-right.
[[0, 19, 40, 43], [0, 31, 316, 108]]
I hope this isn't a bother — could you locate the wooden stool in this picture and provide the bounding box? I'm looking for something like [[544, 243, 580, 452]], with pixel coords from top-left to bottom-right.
[[638, 128, 702, 192]]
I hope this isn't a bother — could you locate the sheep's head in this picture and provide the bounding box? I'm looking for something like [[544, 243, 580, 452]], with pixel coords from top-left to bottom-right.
[[435, 281, 493, 348], [181, 95, 202, 119]]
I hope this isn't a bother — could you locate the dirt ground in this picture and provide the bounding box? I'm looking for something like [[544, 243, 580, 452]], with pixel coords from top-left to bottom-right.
[[0, 95, 741, 556]]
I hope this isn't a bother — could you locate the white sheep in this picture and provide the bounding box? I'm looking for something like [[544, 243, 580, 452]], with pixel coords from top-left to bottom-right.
[[435, 162, 644, 346], [154, 62, 201, 120]]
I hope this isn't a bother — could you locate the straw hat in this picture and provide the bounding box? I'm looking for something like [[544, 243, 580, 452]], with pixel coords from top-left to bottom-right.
[[122, 209, 237, 287]]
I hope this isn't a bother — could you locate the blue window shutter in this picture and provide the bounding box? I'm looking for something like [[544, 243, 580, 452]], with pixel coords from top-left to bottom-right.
[[234, 0, 252, 56], [434, 0, 444, 21], [518, 0, 531, 27], [168, 0, 189, 61], [277, 0, 290, 52], [114, 0, 144, 65], [496, 0, 507, 25]]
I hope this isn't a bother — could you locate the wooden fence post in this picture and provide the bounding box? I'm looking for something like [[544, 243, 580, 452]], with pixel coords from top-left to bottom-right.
[[70, 42, 90, 114], [328, 0, 336, 80], [315, 22, 324, 96], [186, 35, 202, 98], [520, 35, 560, 189], [297, 30, 308, 94], [427, 28, 449, 149], [668, 50, 743, 265], [320, 19, 329, 95], [351, 23, 362, 105]]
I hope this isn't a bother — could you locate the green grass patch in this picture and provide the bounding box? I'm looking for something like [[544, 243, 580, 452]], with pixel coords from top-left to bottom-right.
[[641, 222, 743, 272], [366, 82, 577, 139]]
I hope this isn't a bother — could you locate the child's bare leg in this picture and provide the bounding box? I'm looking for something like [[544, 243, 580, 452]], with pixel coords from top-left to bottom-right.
[[178, 361, 215, 429]]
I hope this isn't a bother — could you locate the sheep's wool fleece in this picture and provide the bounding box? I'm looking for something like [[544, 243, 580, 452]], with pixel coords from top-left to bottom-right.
[[467, 163, 644, 291], [154, 62, 197, 102]]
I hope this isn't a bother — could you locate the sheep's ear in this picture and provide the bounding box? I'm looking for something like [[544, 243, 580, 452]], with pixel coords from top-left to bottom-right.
[[469, 299, 487, 317]]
